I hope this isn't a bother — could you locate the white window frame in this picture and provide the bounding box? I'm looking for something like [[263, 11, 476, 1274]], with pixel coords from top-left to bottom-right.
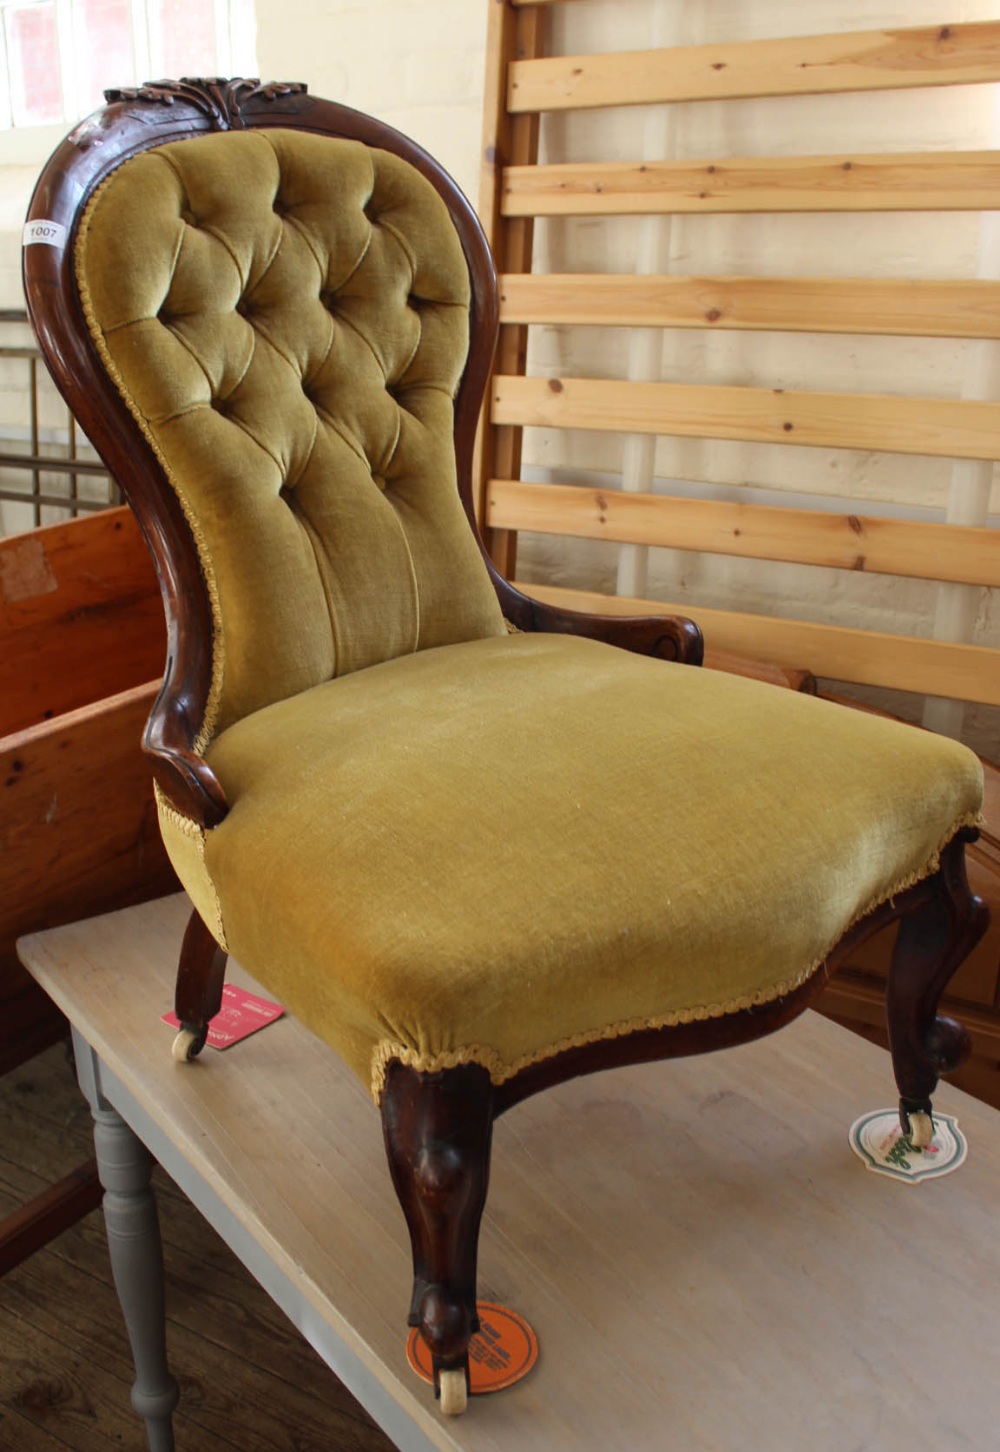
[[0, 0, 257, 132]]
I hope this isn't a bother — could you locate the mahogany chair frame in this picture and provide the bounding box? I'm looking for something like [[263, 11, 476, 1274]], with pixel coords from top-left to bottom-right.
[[25, 79, 988, 1411]]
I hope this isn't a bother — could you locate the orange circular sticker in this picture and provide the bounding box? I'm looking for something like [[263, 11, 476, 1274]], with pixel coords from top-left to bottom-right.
[[406, 1301, 538, 1395]]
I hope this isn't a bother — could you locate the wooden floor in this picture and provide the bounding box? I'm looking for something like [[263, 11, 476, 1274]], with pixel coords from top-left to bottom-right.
[[0, 1040, 396, 1452]]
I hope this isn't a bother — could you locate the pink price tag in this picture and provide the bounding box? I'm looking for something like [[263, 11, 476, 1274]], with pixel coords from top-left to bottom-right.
[[163, 984, 284, 1049]]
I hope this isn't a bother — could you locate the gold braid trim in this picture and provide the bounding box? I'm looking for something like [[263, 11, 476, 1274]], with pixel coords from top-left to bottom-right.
[[75, 177, 225, 751], [369, 810, 984, 1103], [153, 783, 229, 950]]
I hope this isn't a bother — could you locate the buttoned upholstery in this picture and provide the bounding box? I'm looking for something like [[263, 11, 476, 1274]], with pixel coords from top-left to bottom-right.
[[76, 128, 505, 739]]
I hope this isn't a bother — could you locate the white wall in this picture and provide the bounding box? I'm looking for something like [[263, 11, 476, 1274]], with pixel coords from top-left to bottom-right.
[[256, 0, 487, 207]]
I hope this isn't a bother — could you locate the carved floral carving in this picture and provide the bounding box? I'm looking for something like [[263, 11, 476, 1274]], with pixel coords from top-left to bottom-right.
[[102, 77, 307, 131]]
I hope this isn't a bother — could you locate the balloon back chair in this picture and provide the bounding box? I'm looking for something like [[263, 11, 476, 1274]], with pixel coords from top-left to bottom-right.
[[25, 79, 988, 1417]]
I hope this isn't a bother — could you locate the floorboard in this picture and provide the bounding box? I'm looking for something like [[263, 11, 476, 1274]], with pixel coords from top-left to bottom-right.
[[0, 1040, 396, 1452]]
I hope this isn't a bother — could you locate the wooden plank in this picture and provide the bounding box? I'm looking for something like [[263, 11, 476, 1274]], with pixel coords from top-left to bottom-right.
[[498, 273, 1000, 340], [0, 508, 164, 737], [487, 480, 1000, 587], [502, 150, 1000, 217], [0, 682, 176, 949], [491, 376, 1000, 461], [508, 21, 1000, 112], [518, 580, 1000, 705]]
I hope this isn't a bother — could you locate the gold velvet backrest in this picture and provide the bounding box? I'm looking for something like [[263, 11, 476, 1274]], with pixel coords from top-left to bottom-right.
[[74, 127, 505, 739]]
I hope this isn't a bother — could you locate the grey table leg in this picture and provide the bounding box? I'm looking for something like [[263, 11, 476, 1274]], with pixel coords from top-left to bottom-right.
[[74, 1032, 179, 1452]]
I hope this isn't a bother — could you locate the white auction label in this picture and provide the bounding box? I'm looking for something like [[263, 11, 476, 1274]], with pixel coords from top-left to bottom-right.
[[848, 1108, 966, 1184], [23, 219, 67, 248]]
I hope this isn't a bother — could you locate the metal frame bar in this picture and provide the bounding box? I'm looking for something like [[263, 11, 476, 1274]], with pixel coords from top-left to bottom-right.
[[0, 309, 116, 530]]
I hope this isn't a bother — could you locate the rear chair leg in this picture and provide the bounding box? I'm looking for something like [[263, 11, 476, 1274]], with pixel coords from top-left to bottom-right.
[[171, 907, 228, 1062], [380, 1061, 494, 1416], [886, 831, 988, 1146]]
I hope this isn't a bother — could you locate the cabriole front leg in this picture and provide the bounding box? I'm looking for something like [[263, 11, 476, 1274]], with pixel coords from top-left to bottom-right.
[[380, 1061, 494, 1417], [886, 831, 988, 1147], [172, 906, 228, 1062]]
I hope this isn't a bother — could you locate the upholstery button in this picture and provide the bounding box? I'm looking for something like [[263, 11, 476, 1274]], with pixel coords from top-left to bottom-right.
[[371, 473, 387, 491], [181, 209, 197, 227]]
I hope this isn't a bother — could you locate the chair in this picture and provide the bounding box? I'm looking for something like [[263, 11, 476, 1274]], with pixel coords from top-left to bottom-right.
[[24, 79, 988, 1417]]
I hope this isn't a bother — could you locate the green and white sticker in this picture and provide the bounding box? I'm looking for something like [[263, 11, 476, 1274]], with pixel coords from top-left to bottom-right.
[[848, 1109, 966, 1184]]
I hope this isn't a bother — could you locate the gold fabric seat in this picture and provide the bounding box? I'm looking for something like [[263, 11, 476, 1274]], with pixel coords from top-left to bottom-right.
[[25, 81, 989, 1421], [198, 631, 982, 1098]]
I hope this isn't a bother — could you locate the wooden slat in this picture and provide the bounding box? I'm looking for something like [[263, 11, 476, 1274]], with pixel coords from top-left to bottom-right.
[[502, 151, 1000, 217], [488, 480, 1000, 587], [0, 508, 164, 737], [518, 580, 1000, 705], [508, 21, 1000, 112], [498, 273, 1000, 340], [492, 376, 1000, 461]]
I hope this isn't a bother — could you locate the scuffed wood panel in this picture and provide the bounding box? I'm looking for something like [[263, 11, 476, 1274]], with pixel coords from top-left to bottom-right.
[[0, 682, 176, 952], [0, 509, 164, 738]]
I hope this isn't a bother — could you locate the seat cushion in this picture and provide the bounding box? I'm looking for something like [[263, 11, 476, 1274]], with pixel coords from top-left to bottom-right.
[[176, 634, 983, 1098]]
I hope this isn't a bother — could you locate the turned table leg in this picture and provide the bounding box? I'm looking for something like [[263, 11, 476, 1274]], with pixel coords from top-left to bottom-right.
[[75, 1034, 179, 1451]]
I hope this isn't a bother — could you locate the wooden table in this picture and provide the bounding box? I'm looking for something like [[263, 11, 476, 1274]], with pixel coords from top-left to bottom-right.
[[17, 893, 1000, 1451]]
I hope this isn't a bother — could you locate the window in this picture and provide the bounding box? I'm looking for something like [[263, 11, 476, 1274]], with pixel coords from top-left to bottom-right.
[[0, 0, 256, 128]]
